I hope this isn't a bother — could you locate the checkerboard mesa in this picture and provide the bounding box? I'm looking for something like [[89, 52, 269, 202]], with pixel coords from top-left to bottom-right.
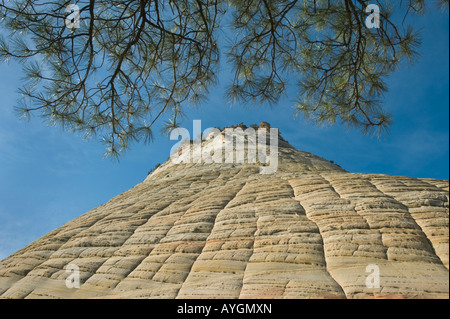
[[0, 123, 448, 299]]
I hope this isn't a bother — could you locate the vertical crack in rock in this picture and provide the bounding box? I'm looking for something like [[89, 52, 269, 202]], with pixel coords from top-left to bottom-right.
[[235, 180, 259, 299], [319, 173, 390, 261], [289, 172, 449, 298], [175, 177, 251, 299], [276, 178, 346, 299], [110, 170, 246, 298], [171, 177, 248, 299], [288, 174, 360, 297], [67, 179, 204, 298], [72, 199, 175, 295], [368, 175, 449, 270]]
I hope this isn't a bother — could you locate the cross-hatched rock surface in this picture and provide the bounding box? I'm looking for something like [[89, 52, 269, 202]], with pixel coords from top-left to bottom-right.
[[0, 124, 448, 299]]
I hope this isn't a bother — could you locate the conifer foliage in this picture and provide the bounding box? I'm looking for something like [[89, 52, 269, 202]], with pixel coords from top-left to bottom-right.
[[0, 0, 447, 157]]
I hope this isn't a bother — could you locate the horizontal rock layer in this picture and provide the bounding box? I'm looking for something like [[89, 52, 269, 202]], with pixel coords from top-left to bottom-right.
[[0, 130, 448, 299]]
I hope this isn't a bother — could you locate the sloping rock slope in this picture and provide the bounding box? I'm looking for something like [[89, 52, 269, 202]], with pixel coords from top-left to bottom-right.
[[0, 124, 448, 299]]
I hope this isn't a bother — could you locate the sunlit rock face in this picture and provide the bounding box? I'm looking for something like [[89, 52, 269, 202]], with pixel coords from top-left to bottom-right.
[[0, 122, 448, 299]]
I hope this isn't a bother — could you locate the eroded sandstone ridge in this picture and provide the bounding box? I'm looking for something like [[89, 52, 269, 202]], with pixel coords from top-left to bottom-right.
[[0, 122, 448, 299]]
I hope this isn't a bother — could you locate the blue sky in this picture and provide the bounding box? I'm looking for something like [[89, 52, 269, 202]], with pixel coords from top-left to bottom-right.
[[0, 5, 448, 261]]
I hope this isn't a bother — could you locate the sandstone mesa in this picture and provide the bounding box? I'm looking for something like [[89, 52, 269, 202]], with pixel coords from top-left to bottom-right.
[[0, 122, 448, 299]]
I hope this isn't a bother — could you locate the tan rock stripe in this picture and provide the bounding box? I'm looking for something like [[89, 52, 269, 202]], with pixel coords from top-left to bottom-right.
[[289, 173, 382, 298], [105, 171, 247, 298], [0, 184, 153, 298], [176, 180, 257, 299], [368, 175, 449, 269], [72, 171, 238, 298], [0, 177, 207, 298], [238, 177, 346, 299]]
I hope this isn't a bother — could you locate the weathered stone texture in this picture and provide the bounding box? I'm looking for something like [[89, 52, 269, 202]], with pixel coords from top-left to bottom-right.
[[0, 127, 448, 299]]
